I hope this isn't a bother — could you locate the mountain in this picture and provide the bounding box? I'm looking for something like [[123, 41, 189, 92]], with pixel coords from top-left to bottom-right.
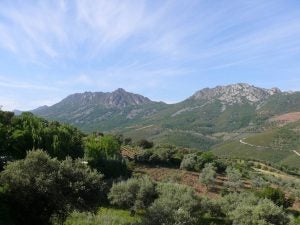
[[190, 83, 280, 104], [33, 88, 167, 132], [32, 83, 300, 145], [30, 83, 300, 168]]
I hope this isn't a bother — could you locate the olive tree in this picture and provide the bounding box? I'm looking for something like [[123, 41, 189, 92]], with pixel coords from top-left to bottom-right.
[[142, 183, 201, 225], [0, 150, 106, 225], [199, 163, 217, 191], [219, 192, 290, 225], [108, 176, 157, 212], [224, 167, 243, 191]]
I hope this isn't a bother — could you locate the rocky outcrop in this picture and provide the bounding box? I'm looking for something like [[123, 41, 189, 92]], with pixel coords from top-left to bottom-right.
[[56, 88, 152, 109], [190, 83, 281, 105]]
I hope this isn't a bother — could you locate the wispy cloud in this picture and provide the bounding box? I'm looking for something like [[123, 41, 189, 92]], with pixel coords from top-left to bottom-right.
[[0, 0, 300, 110], [0, 0, 191, 63]]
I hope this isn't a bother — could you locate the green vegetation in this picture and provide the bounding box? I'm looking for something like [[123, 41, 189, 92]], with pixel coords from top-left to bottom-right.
[[109, 177, 157, 212], [0, 150, 105, 225], [0, 111, 84, 164], [212, 121, 300, 171], [64, 208, 141, 225], [256, 187, 294, 208], [1, 110, 300, 224], [142, 183, 201, 225], [219, 193, 291, 225], [84, 133, 130, 178], [199, 163, 217, 190], [134, 144, 183, 167]]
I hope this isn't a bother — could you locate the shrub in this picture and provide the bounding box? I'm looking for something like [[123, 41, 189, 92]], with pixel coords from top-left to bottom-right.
[[85, 134, 130, 178], [257, 187, 294, 208], [142, 183, 201, 225], [137, 139, 153, 149], [109, 177, 157, 212], [180, 152, 217, 172], [219, 192, 290, 225], [224, 167, 243, 191], [0, 150, 106, 225], [199, 163, 217, 190]]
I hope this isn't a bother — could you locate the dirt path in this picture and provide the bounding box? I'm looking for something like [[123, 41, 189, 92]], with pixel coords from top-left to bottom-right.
[[292, 150, 300, 157], [239, 138, 269, 149], [135, 125, 154, 131]]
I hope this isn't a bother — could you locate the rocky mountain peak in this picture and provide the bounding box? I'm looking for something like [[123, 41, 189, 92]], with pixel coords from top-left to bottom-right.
[[104, 88, 152, 108], [191, 83, 281, 105], [56, 88, 152, 109]]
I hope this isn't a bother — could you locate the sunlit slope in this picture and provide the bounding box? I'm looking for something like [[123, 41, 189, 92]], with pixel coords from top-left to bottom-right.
[[212, 121, 300, 169]]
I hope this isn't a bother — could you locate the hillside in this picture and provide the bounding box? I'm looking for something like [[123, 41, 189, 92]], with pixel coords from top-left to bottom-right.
[[33, 88, 168, 132], [32, 83, 300, 154], [212, 121, 300, 169]]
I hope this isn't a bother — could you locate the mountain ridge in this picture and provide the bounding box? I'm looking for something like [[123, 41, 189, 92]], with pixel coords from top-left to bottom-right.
[[10, 83, 300, 165], [190, 83, 281, 105], [31, 83, 284, 111]]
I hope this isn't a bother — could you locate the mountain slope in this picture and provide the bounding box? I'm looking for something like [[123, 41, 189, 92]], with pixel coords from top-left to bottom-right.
[[211, 120, 300, 169], [33, 89, 167, 132], [32, 83, 300, 152], [124, 83, 287, 135]]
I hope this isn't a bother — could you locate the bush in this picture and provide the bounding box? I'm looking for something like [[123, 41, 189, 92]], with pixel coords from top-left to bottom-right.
[[109, 177, 157, 212], [224, 167, 243, 191], [0, 150, 106, 225], [219, 192, 290, 225], [142, 183, 201, 225], [257, 187, 294, 208], [137, 139, 153, 149], [135, 146, 181, 167], [85, 134, 130, 178], [229, 198, 289, 225], [199, 163, 217, 190], [180, 152, 217, 172]]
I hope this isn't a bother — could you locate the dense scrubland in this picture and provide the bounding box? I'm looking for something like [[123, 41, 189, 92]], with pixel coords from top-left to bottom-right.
[[0, 111, 300, 225]]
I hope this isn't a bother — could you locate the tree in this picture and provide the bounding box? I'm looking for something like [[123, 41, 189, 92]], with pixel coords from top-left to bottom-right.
[[180, 153, 198, 171], [0, 150, 105, 225], [219, 192, 290, 225], [180, 152, 217, 172], [84, 134, 130, 178], [2, 112, 84, 161], [85, 134, 121, 160], [257, 187, 294, 209], [142, 183, 201, 225], [229, 198, 289, 225], [224, 167, 243, 191], [251, 173, 267, 188], [137, 139, 153, 149], [199, 163, 217, 191], [124, 137, 132, 145], [109, 176, 157, 212]]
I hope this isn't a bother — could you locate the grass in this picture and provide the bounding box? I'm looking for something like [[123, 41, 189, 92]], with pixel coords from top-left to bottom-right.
[[211, 121, 300, 170], [245, 130, 276, 146], [212, 141, 289, 162], [64, 207, 141, 225]]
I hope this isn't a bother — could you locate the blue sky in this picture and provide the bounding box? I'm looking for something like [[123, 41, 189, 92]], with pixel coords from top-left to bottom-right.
[[0, 0, 300, 110]]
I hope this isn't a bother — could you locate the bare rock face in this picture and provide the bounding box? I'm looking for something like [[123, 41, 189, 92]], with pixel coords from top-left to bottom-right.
[[60, 88, 152, 109], [190, 83, 281, 105]]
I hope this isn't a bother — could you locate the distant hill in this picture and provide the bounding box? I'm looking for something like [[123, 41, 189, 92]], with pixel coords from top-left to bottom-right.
[[31, 83, 300, 156], [33, 88, 168, 132], [212, 120, 300, 169]]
